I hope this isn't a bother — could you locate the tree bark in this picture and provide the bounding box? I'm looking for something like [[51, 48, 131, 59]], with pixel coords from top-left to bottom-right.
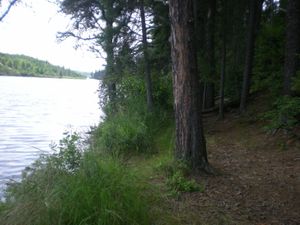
[[105, 20, 117, 105], [283, 0, 300, 96], [140, 0, 154, 111], [240, 0, 263, 113], [204, 0, 216, 110], [169, 0, 209, 170]]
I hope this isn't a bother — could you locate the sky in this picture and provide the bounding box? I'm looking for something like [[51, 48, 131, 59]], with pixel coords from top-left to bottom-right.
[[0, 0, 105, 72]]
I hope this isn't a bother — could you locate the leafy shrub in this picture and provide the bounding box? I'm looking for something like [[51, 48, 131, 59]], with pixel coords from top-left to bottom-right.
[[49, 131, 84, 172], [92, 111, 152, 155], [263, 96, 300, 131], [166, 170, 201, 196], [156, 160, 203, 197], [292, 70, 300, 95], [94, 73, 173, 156], [152, 73, 173, 111], [253, 19, 284, 95]]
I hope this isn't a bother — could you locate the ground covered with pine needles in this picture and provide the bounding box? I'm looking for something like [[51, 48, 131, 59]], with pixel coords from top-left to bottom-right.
[[150, 103, 300, 225]]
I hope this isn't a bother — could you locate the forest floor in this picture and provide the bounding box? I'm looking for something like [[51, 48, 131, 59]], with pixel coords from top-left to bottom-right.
[[143, 97, 300, 225]]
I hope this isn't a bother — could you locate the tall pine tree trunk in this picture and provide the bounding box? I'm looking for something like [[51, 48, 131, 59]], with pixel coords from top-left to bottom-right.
[[204, 0, 216, 110], [240, 0, 262, 113], [283, 0, 300, 96], [169, 0, 209, 170], [219, 0, 227, 120], [105, 21, 117, 106], [140, 0, 154, 111]]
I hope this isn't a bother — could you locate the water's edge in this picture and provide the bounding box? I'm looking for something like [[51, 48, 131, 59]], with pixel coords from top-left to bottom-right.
[[0, 76, 102, 198]]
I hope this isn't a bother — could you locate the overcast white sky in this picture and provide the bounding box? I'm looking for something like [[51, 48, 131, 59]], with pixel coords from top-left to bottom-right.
[[0, 0, 105, 72]]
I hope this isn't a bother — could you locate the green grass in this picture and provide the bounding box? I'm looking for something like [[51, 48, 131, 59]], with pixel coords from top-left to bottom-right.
[[0, 136, 154, 225], [0, 115, 210, 225]]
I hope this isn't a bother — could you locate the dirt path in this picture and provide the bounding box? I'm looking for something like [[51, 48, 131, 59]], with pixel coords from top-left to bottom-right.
[[168, 114, 300, 225]]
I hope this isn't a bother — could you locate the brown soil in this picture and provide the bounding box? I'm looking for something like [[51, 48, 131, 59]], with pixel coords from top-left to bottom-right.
[[166, 112, 300, 225]]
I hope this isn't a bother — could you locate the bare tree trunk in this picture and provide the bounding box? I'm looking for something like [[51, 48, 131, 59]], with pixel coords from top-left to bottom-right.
[[204, 0, 216, 110], [104, 21, 116, 105], [104, 20, 117, 107], [140, 0, 154, 111], [219, 43, 226, 119], [219, 0, 227, 120], [240, 0, 263, 113], [169, 0, 209, 170], [283, 0, 300, 96]]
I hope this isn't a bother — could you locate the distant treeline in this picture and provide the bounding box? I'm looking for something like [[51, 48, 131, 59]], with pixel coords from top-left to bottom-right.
[[0, 52, 84, 78], [90, 70, 105, 80]]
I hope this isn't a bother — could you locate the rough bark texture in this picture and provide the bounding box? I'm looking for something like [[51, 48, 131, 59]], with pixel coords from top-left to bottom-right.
[[204, 0, 216, 110], [283, 0, 300, 96], [169, 0, 208, 170], [240, 0, 262, 113], [140, 0, 154, 111]]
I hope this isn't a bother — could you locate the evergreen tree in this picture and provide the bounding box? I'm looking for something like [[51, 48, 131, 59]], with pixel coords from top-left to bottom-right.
[[169, 0, 209, 171], [283, 0, 300, 96], [140, 0, 154, 111], [240, 0, 263, 113], [203, 0, 216, 110]]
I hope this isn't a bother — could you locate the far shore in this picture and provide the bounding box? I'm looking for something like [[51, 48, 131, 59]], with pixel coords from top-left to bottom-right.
[[0, 73, 86, 79]]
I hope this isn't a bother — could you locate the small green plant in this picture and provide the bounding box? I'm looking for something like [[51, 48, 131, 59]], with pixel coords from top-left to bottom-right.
[[263, 96, 300, 132], [157, 160, 203, 197], [166, 170, 202, 197], [50, 131, 84, 172]]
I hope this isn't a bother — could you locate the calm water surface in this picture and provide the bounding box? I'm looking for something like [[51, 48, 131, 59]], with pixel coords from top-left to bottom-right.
[[0, 76, 102, 194]]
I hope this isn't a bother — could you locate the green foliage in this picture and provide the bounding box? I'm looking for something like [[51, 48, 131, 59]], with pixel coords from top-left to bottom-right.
[[118, 76, 146, 102], [253, 19, 285, 95], [49, 132, 84, 172], [0, 134, 152, 225], [152, 73, 173, 111], [292, 70, 300, 95], [94, 74, 172, 156], [166, 171, 202, 196], [92, 111, 152, 155], [0, 52, 84, 78], [263, 96, 300, 131], [150, 0, 171, 72], [156, 160, 203, 197]]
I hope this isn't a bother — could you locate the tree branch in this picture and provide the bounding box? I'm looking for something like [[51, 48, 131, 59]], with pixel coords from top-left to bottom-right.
[[0, 0, 19, 22], [57, 31, 99, 41]]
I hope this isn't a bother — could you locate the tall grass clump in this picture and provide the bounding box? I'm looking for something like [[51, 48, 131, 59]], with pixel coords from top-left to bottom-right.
[[0, 132, 152, 225], [92, 110, 153, 155], [93, 75, 172, 156]]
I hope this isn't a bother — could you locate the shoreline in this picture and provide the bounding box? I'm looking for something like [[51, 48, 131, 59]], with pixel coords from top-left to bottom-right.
[[0, 73, 86, 79]]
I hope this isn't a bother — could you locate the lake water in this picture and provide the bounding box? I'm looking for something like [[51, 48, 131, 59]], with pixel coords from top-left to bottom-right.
[[0, 76, 102, 196]]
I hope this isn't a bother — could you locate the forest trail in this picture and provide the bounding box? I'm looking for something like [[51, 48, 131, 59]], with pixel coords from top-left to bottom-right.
[[167, 111, 300, 225]]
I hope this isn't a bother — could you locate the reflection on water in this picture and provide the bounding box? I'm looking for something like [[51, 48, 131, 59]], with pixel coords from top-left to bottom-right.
[[0, 76, 102, 195]]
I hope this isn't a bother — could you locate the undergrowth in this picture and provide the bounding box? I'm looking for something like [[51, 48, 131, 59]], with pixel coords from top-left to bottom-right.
[[156, 160, 204, 197], [0, 75, 176, 225], [0, 133, 153, 225], [263, 96, 300, 132]]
